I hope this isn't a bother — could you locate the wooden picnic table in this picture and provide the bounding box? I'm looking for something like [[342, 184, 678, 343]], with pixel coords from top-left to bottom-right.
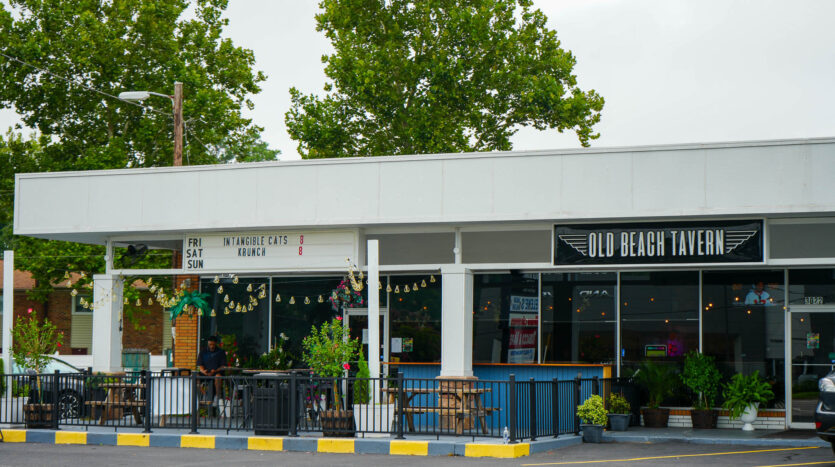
[[86, 382, 145, 425], [382, 386, 497, 434]]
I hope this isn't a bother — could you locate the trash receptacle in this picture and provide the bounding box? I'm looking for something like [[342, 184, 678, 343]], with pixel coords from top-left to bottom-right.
[[252, 373, 292, 435]]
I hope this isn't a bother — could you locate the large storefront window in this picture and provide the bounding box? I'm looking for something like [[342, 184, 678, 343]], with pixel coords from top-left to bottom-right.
[[388, 275, 441, 363], [620, 271, 699, 370], [703, 270, 785, 407], [271, 276, 342, 365], [789, 269, 835, 305], [541, 273, 616, 364], [200, 277, 270, 364], [473, 273, 539, 363]]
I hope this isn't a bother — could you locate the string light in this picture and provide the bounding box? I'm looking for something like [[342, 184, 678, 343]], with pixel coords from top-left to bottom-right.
[[394, 285, 400, 294], [217, 285, 223, 294], [232, 275, 239, 284], [147, 297, 153, 305], [224, 294, 230, 303], [213, 276, 220, 284], [405, 285, 410, 293], [430, 275, 436, 283], [289, 296, 295, 304], [304, 296, 310, 305], [275, 294, 281, 303], [318, 295, 324, 303], [421, 280, 427, 288], [71, 289, 78, 297], [413, 282, 419, 291], [246, 284, 253, 292], [135, 299, 141, 307], [210, 309, 216, 317], [386, 283, 392, 293]]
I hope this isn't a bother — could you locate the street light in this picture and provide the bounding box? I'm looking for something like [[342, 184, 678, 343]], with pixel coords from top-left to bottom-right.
[[119, 81, 184, 166]]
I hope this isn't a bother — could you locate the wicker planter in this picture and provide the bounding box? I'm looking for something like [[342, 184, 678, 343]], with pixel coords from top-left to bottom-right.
[[641, 407, 669, 428], [24, 403, 54, 428], [320, 409, 355, 437], [690, 409, 717, 429]]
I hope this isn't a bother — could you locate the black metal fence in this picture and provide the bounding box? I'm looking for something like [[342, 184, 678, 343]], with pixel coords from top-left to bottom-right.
[[0, 371, 633, 441]]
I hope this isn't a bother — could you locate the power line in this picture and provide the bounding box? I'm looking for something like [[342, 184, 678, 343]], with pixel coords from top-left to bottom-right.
[[0, 50, 171, 117]]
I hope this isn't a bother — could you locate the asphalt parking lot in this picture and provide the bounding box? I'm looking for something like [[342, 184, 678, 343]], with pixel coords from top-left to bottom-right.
[[0, 441, 833, 467]]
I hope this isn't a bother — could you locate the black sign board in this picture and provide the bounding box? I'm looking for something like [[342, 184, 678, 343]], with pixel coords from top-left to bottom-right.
[[554, 220, 763, 265]]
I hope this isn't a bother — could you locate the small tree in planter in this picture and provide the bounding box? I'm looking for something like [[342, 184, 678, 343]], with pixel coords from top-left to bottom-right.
[[723, 371, 773, 431], [680, 351, 722, 429], [634, 361, 678, 427], [577, 394, 608, 443], [302, 317, 360, 436], [607, 392, 631, 431], [11, 309, 62, 427]]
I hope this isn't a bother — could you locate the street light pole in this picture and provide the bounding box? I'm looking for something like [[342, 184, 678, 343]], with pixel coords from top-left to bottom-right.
[[173, 81, 183, 167], [119, 82, 184, 166]]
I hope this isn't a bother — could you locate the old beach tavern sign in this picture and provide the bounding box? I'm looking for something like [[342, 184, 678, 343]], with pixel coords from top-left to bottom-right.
[[554, 220, 763, 265]]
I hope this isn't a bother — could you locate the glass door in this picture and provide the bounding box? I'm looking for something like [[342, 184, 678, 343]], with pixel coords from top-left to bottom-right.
[[345, 308, 389, 367], [788, 306, 835, 427]]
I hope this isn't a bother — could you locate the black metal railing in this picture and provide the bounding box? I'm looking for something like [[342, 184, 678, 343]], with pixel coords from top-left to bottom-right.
[[0, 371, 634, 441]]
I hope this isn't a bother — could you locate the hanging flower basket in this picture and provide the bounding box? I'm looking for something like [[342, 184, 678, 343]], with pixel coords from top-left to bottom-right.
[[328, 279, 364, 312]]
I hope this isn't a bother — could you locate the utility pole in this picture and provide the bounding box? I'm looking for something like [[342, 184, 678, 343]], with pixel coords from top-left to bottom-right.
[[173, 81, 183, 166]]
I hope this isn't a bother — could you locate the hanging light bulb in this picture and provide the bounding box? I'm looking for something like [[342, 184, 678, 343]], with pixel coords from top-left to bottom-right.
[[276, 294, 281, 303], [405, 285, 410, 293], [224, 308, 230, 315], [71, 289, 78, 297], [66, 279, 72, 287], [318, 295, 324, 303], [235, 303, 242, 313], [148, 297, 153, 305], [123, 296, 128, 304], [421, 279, 427, 288], [232, 275, 239, 284], [80, 271, 86, 279], [386, 283, 392, 293], [394, 285, 400, 294], [217, 285, 223, 294], [289, 296, 296, 305], [246, 304, 252, 312], [198, 308, 203, 316], [430, 275, 436, 283], [229, 300, 235, 309], [378, 281, 383, 290], [224, 294, 230, 303], [213, 275, 220, 284], [63, 271, 70, 280], [135, 298, 141, 306], [258, 290, 266, 299], [247, 283, 253, 292], [413, 282, 419, 291], [304, 296, 310, 305], [147, 277, 152, 285], [150, 285, 157, 293], [259, 283, 266, 290]]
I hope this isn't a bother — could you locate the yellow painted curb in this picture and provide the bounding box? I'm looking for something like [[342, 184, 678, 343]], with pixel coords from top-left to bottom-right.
[[390, 440, 429, 456], [1, 429, 26, 443], [55, 431, 87, 445], [318, 438, 355, 454], [181, 434, 215, 449], [464, 442, 530, 458], [248, 436, 284, 451], [117, 433, 150, 447]]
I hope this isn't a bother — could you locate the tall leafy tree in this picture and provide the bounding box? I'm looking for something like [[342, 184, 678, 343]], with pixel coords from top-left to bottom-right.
[[286, 0, 604, 158], [0, 0, 277, 306]]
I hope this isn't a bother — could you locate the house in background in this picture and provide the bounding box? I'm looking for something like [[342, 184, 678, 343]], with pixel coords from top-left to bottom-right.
[[0, 260, 171, 369]]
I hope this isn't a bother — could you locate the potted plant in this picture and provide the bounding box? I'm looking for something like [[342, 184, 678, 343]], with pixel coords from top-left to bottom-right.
[[723, 371, 773, 431], [577, 394, 608, 443], [634, 361, 678, 428], [352, 350, 394, 435], [11, 309, 63, 428], [680, 351, 722, 429], [607, 392, 631, 431], [302, 317, 360, 437]]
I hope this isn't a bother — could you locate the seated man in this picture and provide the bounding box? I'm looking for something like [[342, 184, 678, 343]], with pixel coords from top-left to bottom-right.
[[196, 335, 227, 404]]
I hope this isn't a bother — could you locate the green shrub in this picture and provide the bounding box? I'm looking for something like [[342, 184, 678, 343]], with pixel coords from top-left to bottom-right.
[[608, 392, 631, 415], [353, 350, 370, 405], [577, 394, 608, 426], [680, 351, 722, 410], [634, 361, 679, 408], [723, 371, 773, 420]]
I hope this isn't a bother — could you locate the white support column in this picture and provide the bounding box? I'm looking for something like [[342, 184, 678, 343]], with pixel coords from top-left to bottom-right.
[[92, 274, 124, 372], [3, 251, 14, 393], [367, 240, 380, 381], [440, 264, 473, 377]]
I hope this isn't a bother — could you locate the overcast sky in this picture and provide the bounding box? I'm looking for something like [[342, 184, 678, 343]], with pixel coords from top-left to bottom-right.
[[2, 0, 834, 160]]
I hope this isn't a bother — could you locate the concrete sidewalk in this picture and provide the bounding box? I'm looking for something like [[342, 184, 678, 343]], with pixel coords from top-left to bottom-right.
[[603, 427, 829, 447]]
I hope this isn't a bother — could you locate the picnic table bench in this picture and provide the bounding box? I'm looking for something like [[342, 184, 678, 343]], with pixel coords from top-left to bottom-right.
[[382, 386, 498, 434], [85, 382, 146, 425]]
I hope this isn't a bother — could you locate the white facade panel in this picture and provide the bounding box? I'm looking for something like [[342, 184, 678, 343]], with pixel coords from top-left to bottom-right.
[[14, 138, 835, 244]]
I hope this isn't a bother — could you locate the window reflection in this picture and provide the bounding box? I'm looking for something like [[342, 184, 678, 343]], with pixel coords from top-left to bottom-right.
[[473, 273, 539, 363]]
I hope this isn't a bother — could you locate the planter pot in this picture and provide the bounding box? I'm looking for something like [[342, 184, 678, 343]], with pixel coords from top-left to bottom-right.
[[739, 403, 759, 432], [690, 409, 717, 429], [0, 397, 25, 424], [24, 403, 54, 428], [607, 413, 630, 431], [320, 409, 355, 437], [580, 424, 604, 443], [353, 404, 394, 436], [641, 407, 670, 428]]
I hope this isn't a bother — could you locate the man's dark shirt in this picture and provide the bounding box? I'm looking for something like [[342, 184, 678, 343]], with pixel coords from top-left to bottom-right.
[[196, 347, 227, 371]]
